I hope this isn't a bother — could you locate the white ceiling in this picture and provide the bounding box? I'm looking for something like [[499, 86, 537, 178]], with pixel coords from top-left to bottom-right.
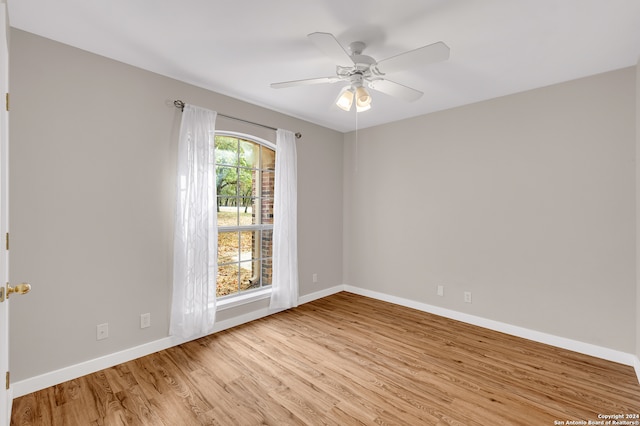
[[7, 0, 640, 133]]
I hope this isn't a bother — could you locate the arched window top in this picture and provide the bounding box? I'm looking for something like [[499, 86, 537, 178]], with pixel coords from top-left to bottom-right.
[[215, 130, 276, 151]]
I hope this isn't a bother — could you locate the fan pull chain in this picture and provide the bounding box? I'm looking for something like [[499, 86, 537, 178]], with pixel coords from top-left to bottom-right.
[[354, 106, 359, 173]]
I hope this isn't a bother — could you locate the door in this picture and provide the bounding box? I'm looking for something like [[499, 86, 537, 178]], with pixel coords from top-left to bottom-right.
[[0, 1, 9, 424], [0, 2, 31, 423]]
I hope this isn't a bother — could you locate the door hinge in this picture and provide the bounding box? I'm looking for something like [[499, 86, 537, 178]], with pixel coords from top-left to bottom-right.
[[5, 372, 9, 390], [5, 93, 8, 112]]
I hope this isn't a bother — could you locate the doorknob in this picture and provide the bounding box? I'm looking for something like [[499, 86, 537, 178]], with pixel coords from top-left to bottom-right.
[[0, 282, 31, 302], [6, 282, 30, 298]]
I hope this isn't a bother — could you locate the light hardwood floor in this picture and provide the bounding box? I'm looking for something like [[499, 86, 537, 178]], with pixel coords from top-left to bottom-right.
[[11, 292, 640, 425]]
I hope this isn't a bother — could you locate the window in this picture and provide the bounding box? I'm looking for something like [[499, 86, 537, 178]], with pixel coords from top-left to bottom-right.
[[215, 133, 275, 298]]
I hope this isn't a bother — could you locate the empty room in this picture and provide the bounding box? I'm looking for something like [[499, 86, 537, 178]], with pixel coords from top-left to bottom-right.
[[1, 0, 640, 425]]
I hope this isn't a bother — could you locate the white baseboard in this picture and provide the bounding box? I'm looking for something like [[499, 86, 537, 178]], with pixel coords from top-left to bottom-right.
[[343, 285, 639, 370], [12, 285, 344, 398], [298, 285, 344, 305], [11, 283, 638, 397], [12, 336, 180, 399]]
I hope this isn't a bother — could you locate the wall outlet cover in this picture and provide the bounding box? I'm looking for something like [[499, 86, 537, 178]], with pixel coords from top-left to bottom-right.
[[140, 313, 151, 329], [96, 323, 109, 340]]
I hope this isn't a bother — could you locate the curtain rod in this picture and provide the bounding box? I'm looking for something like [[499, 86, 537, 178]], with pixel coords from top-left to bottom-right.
[[173, 100, 302, 139]]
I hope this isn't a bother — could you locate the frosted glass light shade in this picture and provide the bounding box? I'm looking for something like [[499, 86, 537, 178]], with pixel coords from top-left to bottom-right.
[[336, 87, 354, 111], [355, 86, 371, 108]]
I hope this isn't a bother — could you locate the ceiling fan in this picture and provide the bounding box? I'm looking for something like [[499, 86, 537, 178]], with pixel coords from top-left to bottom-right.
[[271, 32, 450, 112]]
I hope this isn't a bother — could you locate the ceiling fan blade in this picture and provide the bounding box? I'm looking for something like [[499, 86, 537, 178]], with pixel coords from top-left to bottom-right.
[[270, 76, 341, 89], [367, 79, 423, 102], [307, 32, 354, 66], [376, 41, 450, 74]]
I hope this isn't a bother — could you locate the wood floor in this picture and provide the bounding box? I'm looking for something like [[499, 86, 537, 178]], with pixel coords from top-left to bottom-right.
[[11, 292, 640, 425]]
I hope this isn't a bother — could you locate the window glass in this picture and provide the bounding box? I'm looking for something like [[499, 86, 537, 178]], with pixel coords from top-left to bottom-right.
[[215, 136, 238, 166], [215, 134, 275, 298]]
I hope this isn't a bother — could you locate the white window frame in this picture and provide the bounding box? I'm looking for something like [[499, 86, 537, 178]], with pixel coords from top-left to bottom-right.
[[215, 131, 276, 309]]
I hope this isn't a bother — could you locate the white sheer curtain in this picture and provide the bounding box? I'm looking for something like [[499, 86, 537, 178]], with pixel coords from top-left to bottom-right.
[[270, 129, 299, 309], [170, 104, 218, 339]]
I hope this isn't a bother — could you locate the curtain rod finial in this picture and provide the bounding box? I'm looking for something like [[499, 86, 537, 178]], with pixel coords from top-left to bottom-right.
[[295, 132, 302, 139], [174, 100, 185, 112]]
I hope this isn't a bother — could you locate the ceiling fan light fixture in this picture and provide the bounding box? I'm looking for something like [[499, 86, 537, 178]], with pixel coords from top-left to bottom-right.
[[336, 86, 354, 111], [355, 85, 371, 108]]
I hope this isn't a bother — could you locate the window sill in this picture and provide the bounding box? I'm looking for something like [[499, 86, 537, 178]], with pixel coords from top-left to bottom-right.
[[216, 287, 272, 311]]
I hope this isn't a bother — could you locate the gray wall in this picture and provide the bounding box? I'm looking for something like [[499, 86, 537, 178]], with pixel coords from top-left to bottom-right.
[[344, 67, 636, 353], [9, 29, 344, 381]]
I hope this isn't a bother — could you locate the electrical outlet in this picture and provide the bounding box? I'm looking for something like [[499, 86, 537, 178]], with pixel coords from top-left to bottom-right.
[[437, 285, 444, 297], [312, 273, 318, 283], [140, 313, 151, 329], [464, 291, 472, 304], [96, 323, 109, 340]]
